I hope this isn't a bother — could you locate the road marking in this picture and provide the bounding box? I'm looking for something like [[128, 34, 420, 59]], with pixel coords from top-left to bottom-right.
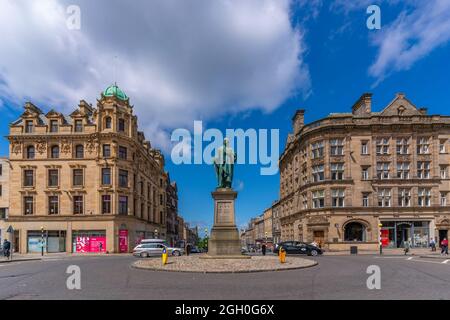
[[406, 259, 450, 265], [443, 259, 449, 264], [407, 257, 413, 260], [0, 262, 22, 267], [373, 256, 408, 259]]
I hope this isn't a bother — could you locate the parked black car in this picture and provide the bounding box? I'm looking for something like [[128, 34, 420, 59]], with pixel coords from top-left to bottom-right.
[[273, 241, 323, 256]]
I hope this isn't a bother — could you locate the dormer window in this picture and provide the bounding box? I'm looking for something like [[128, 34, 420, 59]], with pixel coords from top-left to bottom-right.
[[26, 145, 35, 159], [105, 117, 112, 129], [74, 120, 83, 132], [51, 145, 60, 159], [25, 120, 34, 133], [50, 120, 58, 133], [118, 119, 125, 132]]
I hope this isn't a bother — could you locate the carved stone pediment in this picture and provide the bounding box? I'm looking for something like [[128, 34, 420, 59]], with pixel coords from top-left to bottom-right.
[[311, 158, 324, 166], [396, 155, 411, 162], [376, 155, 391, 162], [11, 139, 23, 154], [307, 215, 329, 226], [330, 156, 344, 163], [416, 154, 432, 161], [437, 218, 450, 226], [36, 139, 47, 154], [61, 139, 71, 154]]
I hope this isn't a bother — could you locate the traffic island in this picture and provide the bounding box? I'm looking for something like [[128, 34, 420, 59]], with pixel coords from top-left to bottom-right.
[[132, 255, 317, 273]]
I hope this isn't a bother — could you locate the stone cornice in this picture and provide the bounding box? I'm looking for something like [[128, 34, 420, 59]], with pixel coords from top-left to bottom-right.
[[280, 116, 450, 162]]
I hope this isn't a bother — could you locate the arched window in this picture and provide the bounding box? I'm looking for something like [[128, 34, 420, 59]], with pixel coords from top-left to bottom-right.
[[105, 117, 112, 129], [344, 222, 366, 242], [75, 144, 84, 159], [51, 145, 59, 159], [26, 145, 35, 159]]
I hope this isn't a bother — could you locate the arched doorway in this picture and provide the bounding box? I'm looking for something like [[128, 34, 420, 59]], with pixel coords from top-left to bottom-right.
[[344, 222, 366, 241]]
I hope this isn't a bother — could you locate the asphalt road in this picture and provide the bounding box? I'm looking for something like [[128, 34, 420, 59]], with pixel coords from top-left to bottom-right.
[[0, 254, 449, 300]]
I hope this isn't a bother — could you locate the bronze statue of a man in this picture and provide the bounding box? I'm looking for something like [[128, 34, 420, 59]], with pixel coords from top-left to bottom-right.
[[214, 138, 237, 189]]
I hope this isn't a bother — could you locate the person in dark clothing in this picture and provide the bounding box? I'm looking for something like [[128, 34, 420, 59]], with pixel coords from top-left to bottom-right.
[[186, 243, 191, 256], [3, 239, 11, 258], [261, 244, 267, 256], [441, 238, 449, 256]]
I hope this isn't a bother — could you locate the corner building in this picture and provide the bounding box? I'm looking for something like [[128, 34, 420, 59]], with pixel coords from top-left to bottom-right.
[[279, 93, 450, 251], [7, 85, 168, 253]]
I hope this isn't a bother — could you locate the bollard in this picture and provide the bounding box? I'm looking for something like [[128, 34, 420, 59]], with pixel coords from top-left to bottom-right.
[[162, 246, 168, 265], [279, 247, 286, 264]]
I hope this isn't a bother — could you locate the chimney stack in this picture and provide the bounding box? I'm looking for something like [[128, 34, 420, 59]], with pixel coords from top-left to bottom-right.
[[352, 93, 372, 116], [292, 109, 305, 135]]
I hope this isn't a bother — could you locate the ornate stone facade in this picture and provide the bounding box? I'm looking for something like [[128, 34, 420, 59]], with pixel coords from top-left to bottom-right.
[[7, 86, 170, 253], [166, 174, 179, 246], [279, 93, 450, 251]]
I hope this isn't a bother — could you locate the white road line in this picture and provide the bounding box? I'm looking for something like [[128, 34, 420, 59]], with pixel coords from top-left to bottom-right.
[[407, 259, 450, 265], [373, 256, 408, 259], [407, 257, 413, 260], [442, 259, 449, 264], [0, 262, 21, 267]]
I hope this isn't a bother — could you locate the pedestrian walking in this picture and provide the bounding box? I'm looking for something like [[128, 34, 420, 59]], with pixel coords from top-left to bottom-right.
[[404, 239, 410, 255], [261, 243, 266, 256], [430, 239, 436, 252], [3, 239, 11, 259], [441, 238, 448, 256]]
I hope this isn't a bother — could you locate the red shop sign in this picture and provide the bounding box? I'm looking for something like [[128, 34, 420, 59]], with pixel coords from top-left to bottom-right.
[[119, 230, 128, 253]]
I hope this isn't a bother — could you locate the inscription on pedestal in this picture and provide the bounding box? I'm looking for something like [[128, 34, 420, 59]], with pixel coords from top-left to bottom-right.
[[216, 201, 232, 224]]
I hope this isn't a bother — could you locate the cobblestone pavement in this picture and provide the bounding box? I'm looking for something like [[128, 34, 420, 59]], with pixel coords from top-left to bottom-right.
[[133, 255, 317, 273]]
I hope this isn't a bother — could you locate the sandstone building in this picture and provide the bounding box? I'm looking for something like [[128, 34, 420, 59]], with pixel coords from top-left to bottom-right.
[[166, 174, 179, 246], [0, 158, 10, 241], [279, 93, 450, 251], [7, 85, 171, 253]]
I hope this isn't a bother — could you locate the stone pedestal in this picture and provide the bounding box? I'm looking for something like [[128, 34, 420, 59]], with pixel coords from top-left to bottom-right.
[[206, 188, 248, 258]]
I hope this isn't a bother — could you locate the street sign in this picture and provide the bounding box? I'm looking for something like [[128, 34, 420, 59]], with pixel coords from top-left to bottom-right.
[[6, 225, 13, 233]]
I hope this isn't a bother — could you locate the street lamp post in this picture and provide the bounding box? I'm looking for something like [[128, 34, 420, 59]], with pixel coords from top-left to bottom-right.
[[378, 223, 383, 255], [204, 227, 208, 251], [40, 226, 45, 256]]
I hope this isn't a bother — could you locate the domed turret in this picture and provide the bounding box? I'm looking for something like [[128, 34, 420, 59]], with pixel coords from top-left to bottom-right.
[[103, 84, 128, 101]]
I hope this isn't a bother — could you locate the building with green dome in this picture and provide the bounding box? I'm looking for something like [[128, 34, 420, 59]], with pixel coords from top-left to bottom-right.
[[103, 84, 129, 101]]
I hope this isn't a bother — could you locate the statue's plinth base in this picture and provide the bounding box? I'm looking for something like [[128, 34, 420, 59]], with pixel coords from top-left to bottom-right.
[[207, 188, 246, 258]]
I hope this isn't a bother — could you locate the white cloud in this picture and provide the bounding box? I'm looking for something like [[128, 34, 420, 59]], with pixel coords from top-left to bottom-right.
[[369, 0, 450, 81], [0, 0, 310, 150], [331, 0, 450, 83]]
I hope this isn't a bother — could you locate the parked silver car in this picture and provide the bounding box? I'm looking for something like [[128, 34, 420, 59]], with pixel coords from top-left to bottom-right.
[[133, 243, 184, 258]]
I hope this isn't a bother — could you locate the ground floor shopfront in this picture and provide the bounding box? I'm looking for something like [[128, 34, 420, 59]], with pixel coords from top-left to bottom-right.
[[5, 217, 166, 254], [281, 211, 450, 251]]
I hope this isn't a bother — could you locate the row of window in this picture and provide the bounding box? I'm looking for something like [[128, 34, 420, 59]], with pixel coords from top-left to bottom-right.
[[22, 194, 165, 220], [23, 194, 119, 215], [23, 117, 126, 133], [307, 137, 447, 160], [303, 161, 446, 185], [301, 188, 446, 209], [23, 168, 112, 188], [23, 144, 129, 160], [22, 168, 165, 205]]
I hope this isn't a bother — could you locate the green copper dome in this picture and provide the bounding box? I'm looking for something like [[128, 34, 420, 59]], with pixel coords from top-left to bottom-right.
[[103, 84, 128, 100]]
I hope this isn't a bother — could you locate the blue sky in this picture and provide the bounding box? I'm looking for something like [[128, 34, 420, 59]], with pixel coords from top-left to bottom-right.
[[1, 1, 450, 236]]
